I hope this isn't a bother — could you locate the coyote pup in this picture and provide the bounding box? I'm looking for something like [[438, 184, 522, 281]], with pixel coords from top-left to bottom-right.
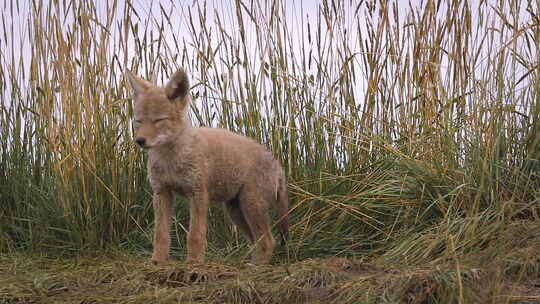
[[126, 68, 288, 265]]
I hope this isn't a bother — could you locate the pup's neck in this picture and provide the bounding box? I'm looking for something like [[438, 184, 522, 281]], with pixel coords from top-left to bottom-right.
[[149, 125, 195, 159]]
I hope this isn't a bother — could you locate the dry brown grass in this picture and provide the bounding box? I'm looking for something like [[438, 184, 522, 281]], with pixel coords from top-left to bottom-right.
[[1, 250, 539, 304]]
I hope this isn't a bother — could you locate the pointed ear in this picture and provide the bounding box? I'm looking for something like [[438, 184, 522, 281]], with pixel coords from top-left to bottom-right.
[[125, 70, 153, 96], [165, 68, 190, 101]]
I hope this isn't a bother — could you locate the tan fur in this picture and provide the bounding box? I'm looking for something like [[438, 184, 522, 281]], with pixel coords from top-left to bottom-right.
[[126, 68, 288, 265]]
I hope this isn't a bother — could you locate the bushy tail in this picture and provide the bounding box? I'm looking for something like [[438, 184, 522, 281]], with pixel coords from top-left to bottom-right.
[[276, 170, 289, 246]]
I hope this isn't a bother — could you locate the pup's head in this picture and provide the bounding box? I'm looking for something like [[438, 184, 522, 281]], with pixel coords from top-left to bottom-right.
[[126, 69, 191, 149]]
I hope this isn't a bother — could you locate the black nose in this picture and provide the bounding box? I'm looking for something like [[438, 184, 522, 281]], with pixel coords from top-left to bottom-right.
[[135, 138, 146, 147]]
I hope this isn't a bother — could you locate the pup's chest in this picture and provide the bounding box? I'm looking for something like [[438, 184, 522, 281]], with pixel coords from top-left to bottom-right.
[[148, 158, 200, 196]]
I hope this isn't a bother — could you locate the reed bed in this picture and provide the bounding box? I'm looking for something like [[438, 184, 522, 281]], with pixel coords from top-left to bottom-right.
[[1, 0, 539, 301]]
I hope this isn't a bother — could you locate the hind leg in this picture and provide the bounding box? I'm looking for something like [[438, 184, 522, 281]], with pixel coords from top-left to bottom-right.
[[225, 197, 253, 242], [238, 190, 275, 264]]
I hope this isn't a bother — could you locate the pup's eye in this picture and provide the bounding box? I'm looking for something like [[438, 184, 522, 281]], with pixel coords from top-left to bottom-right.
[[154, 118, 168, 123]]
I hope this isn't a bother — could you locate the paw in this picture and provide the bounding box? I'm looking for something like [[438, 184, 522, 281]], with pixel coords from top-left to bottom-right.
[[185, 257, 205, 265], [150, 258, 168, 266], [150, 253, 169, 265]]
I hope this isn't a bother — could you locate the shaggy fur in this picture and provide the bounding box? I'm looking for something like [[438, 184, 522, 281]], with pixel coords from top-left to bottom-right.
[[126, 68, 288, 264]]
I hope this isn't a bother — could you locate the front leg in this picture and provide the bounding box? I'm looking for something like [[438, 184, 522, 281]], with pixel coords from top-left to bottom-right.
[[186, 190, 209, 264], [151, 189, 173, 264]]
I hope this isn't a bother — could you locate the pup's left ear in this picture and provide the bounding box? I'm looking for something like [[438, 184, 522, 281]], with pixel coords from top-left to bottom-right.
[[165, 68, 190, 102], [126, 70, 153, 96]]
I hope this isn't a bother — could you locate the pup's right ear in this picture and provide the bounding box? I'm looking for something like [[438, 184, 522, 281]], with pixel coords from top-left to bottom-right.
[[125, 70, 153, 97], [165, 68, 190, 102]]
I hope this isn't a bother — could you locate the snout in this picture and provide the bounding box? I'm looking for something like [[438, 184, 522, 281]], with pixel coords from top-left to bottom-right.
[[135, 137, 147, 148]]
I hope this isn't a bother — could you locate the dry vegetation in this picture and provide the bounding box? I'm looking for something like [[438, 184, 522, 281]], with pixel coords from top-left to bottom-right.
[[1, 250, 540, 303], [1, 0, 539, 302]]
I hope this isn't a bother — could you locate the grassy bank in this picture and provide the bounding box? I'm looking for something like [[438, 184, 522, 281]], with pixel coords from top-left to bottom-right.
[[0, 0, 539, 301], [1, 245, 540, 303]]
